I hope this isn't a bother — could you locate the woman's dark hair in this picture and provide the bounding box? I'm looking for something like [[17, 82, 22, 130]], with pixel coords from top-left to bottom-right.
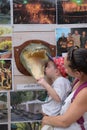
[[67, 46, 87, 74]]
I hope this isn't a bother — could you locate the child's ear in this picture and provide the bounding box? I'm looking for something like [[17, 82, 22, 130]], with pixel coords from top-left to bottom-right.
[[56, 69, 60, 74]]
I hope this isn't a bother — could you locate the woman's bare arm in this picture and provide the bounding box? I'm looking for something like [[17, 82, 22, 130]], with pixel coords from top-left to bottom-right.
[[42, 88, 87, 128]]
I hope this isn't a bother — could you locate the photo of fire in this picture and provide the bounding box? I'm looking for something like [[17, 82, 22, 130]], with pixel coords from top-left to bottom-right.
[[13, 0, 56, 24], [0, 60, 12, 90], [57, 0, 87, 24]]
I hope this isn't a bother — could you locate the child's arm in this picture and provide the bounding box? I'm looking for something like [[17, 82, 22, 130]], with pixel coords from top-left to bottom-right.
[[37, 78, 61, 102]]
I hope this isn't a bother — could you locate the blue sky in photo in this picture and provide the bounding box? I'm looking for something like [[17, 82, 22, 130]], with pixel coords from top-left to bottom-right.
[[55, 28, 71, 42]]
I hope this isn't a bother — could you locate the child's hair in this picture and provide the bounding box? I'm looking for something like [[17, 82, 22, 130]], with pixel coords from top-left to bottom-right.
[[67, 46, 87, 74]]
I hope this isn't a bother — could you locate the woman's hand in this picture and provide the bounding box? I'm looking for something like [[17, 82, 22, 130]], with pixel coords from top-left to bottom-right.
[[42, 116, 49, 126]]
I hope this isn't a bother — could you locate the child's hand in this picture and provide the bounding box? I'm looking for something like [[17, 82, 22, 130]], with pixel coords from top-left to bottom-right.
[[37, 78, 48, 88]]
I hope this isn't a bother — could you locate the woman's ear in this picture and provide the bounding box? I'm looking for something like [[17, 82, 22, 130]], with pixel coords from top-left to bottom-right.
[[74, 70, 82, 78]]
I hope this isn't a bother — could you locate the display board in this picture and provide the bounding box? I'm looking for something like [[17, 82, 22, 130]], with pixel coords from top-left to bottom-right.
[[0, 0, 87, 130]]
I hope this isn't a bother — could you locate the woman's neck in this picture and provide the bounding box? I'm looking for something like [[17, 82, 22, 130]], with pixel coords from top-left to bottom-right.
[[78, 74, 87, 84], [73, 75, 87, 91]]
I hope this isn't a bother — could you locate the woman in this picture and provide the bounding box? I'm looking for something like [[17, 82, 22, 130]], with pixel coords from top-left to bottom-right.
[[42, 47, 87, 130]]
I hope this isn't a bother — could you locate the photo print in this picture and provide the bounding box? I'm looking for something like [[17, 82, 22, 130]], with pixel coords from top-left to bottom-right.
[[57, 0, 87, 24], [10, 90, 47, 122], [0, 37, 12, 59], [0, 0, 11, 24], [0, 25, 12, 59], [0, 124, 8, 130], [0, 25, 12, 36], [0, 59, 12, 90], [0, 92, 8, 123], [56, 27, 87, 56], [11, 122, 41, 130], [13, 0, 56, 24]]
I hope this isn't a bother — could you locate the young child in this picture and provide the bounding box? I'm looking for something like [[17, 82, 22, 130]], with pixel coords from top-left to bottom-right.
[[37, 56, 71, 130]]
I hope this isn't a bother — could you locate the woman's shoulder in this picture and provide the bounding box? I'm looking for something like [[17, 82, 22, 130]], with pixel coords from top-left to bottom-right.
[[73, 87, 87, 106], [77, 87, 87, 98]]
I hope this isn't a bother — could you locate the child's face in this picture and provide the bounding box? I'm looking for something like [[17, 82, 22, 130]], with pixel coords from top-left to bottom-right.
[[45, 61, 57, 78]]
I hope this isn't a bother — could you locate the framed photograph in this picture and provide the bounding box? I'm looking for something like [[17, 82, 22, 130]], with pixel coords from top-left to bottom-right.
[[0, 25, 12, 59], [0, 37, 12, 59], [0, 92, 8, 123], [56, 27, 87, 56], [0, 59, 12, 90], [0, 25, 12, 36], [10, 90, 47, 122], [57, 0, 87, 24], [0, 0, 11, 24], [0, 124, 8, 130], [13, 0, 56, 24], [11, 122, 41, 130]]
